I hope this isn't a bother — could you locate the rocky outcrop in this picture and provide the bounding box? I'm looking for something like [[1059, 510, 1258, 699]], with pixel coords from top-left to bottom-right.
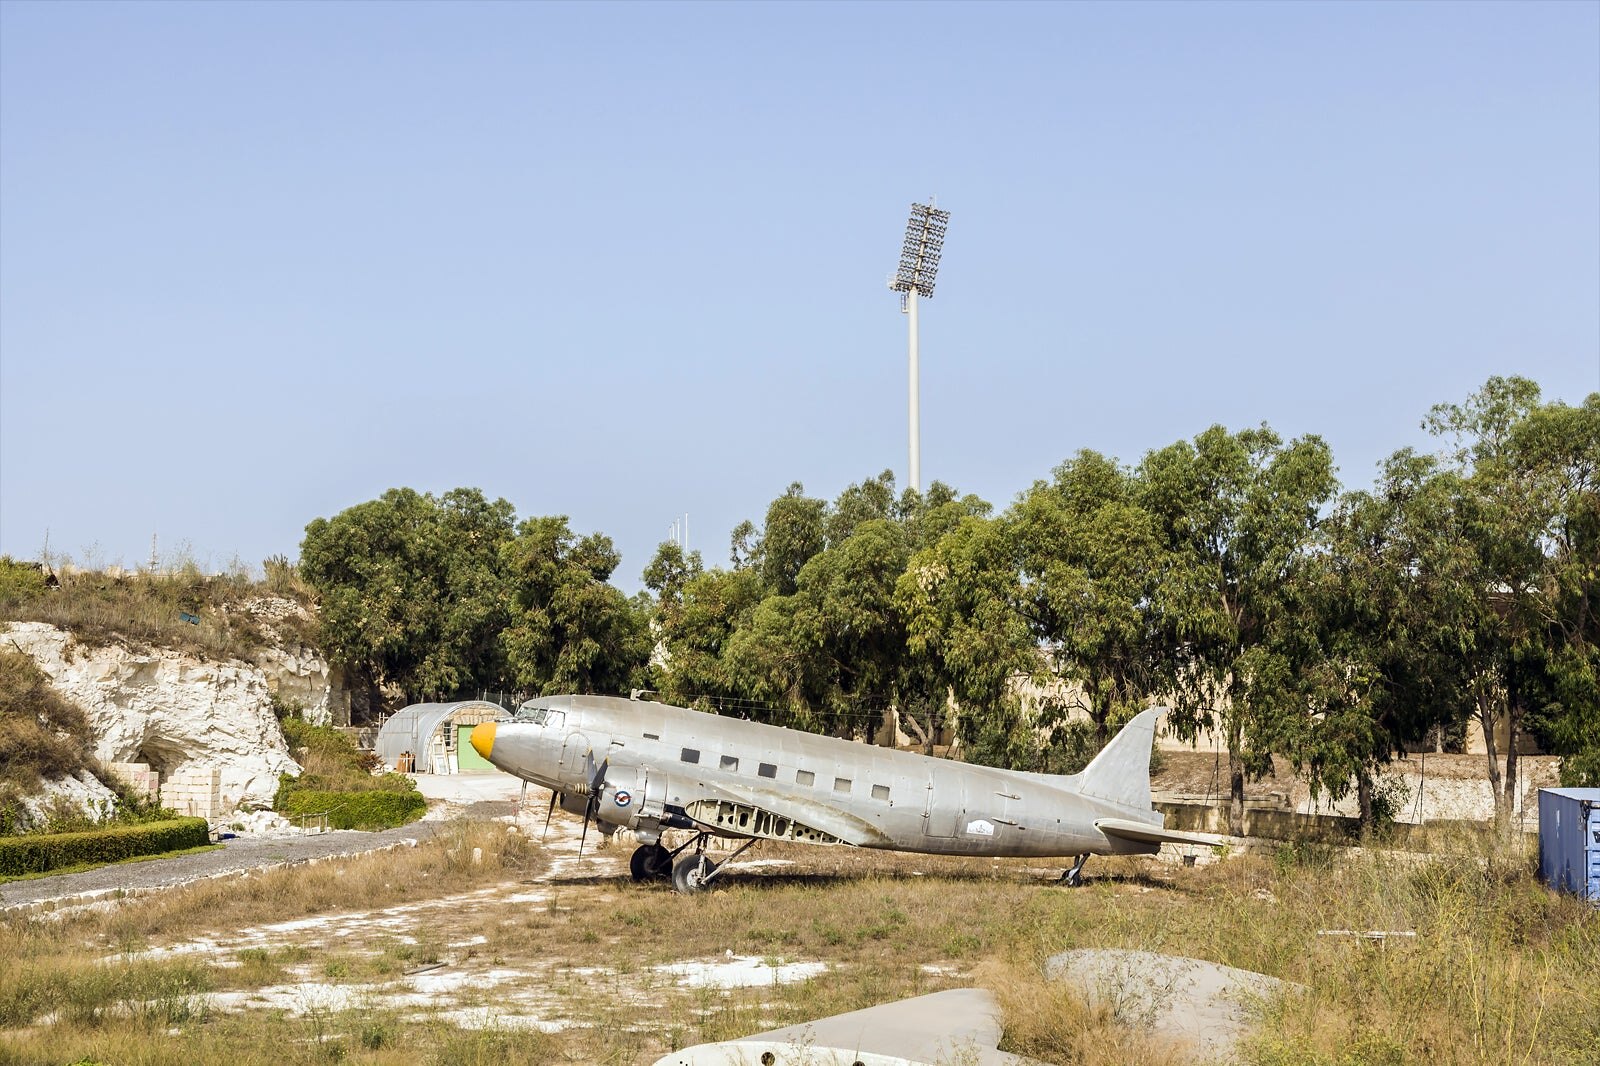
[[3, 622, 301, 816], [14, 771, 120, 832], [236, 597, 347, 726]]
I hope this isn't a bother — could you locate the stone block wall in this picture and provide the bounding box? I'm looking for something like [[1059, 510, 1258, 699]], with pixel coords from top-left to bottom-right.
[[106, 762, 160, 801], [161, 766, 222, 821]]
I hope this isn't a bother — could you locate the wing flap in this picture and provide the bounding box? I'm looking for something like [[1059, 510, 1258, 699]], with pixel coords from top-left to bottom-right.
[[681, 777, 891, 848]]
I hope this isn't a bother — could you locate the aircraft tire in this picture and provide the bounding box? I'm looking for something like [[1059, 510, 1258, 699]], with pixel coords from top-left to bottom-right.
[[672, 853, 717, 894], [630, 843, 672, 882]]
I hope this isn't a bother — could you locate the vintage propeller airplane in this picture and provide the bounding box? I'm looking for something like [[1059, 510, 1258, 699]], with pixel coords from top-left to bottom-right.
[[468, 693, 1217, 893]]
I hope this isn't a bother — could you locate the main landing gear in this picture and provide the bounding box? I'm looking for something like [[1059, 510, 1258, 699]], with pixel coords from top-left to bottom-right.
[[632, 833, 758, 894], [629, 843, 672, 882], [1059, 853, 1090, 888]]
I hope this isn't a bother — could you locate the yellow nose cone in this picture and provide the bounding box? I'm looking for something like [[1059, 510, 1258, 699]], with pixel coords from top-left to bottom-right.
[[469, 722, 496, 762]]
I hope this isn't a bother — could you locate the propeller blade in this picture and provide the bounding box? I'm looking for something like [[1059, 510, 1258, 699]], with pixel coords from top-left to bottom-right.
[[576, 750, 609, 863], [578, 793, 595, 860], [541, 790, 557, 843]]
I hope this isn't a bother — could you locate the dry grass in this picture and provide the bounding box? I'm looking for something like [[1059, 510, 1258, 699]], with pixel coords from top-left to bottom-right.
[[0, 819, 1594, 1066], [979, 959, 1191, 1066], [0, 562, 319, 662]]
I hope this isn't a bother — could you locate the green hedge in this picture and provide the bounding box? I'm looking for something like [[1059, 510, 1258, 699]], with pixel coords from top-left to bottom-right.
[[0, 817, 210, 877], [276, 789, 426, 831]]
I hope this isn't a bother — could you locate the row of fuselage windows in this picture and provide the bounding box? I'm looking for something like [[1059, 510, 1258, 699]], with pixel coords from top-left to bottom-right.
[[678, 747, 892, 802]]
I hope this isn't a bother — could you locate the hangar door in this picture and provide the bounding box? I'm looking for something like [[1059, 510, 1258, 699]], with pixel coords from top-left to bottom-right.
[[456, 725, 495, 771]]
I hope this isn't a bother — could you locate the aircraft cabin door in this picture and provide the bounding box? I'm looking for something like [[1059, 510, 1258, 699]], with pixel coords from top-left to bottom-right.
[[923, 775, 961, 838]]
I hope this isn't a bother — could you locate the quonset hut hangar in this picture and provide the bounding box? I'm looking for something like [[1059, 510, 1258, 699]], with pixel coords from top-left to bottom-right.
[[374, 701, 507, 773]]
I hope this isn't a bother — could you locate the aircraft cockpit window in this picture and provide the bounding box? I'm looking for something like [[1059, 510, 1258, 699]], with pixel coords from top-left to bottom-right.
[[720, 755, 740, 772], [834, 777, 852, 794], [758, 763, 777, 779], [872, 785, 891, 801], [796, 770, 815, 786], [517, 707, 547, 724], [681, 748, 701, 765]]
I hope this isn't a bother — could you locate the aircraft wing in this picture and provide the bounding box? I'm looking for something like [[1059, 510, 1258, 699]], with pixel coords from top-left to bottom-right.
[[677, 775, 893, 848], [650, 987, 1035, 1066], [1096, 818, 1226, 848]]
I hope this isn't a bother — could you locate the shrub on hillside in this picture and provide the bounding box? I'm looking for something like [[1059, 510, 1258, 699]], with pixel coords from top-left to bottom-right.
[[275, 718, 421, 829], [0, 648, 93, 791], [278, 719, 405, 792], [0, 817, 209, 877], [275, 788, 426, 831]]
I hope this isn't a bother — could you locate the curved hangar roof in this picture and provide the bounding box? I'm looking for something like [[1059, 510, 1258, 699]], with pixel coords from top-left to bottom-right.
[[374, 700, 507, 768]]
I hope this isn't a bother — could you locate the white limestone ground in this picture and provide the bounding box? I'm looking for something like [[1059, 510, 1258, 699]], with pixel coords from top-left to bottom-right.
[[113, 792, 830, 1037]]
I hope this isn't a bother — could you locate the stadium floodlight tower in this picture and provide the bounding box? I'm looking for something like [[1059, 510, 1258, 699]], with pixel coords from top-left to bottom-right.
[[889, 201, 950, 495]]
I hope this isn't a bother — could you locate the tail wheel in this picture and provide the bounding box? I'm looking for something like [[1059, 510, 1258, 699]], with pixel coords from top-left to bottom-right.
[[672, 853, 718, 894]]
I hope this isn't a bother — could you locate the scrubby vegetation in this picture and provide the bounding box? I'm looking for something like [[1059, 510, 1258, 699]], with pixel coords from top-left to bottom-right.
[[0, 554, 319, 661], [273, 718, 424, 830], [0, 647, 94, 792], [274, 788, 426, 832]]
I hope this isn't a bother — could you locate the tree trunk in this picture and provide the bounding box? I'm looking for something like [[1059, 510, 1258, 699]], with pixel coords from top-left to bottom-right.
[[901, 712, 934, 756], [1357, 772, 1374, 834], [1228, 749, 1246, 837], [1478, 692, 1507, 823], [1505, 693, 1522, 824]]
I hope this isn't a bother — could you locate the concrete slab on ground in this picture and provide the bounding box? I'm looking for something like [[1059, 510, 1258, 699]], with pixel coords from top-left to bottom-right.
[[1046, 948, 1299, 1062]]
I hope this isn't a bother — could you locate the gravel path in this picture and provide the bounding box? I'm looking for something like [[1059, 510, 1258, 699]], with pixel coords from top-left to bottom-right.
[[0, 802, 512, 914]]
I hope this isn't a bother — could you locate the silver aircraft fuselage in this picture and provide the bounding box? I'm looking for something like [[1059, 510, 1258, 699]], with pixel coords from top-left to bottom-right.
[[471, 694, 1182, 860]]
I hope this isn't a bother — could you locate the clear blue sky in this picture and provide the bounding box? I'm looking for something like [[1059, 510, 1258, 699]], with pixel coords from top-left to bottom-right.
[[3, 1, 1596, 590]]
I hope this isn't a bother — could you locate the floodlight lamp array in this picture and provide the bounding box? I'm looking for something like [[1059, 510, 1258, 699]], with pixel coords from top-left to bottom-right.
[[890, 202, 950, 298]]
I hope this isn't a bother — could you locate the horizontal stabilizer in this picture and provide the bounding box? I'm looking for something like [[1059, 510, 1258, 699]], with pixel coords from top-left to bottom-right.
[[1096, 818, 1226, 848]]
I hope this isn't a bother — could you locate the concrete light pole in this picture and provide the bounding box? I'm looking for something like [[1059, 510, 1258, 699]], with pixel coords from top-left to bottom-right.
[[889, 202, 950, 495]]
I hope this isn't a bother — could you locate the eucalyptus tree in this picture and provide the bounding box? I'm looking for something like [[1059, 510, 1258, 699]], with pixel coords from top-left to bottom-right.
[[500, 517, 650, 696], [1288, 451, 1470, 827], [1137, 425, 1338, 836], [756, 484, 827, 596], [897, 511, 1035, 763], [1515, 392, 1600, 785], [1424, 379, 1600, 805], [300, 487, 516, 709], [1010, 450, 1168, 749]]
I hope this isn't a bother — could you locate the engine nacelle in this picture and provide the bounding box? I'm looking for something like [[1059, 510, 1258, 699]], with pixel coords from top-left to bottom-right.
[[593, 764, 650, 829]]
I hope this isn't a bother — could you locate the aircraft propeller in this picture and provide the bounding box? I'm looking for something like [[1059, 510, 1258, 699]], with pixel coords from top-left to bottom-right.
[[577, 751, 610, 861]]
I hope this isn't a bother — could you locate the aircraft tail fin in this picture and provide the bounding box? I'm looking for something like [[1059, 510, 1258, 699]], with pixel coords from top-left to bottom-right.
[[1075, 707, 1165, 810]]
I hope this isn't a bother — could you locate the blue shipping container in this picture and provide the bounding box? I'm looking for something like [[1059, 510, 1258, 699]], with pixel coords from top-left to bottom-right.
[[1537, 788, 1600, 902]]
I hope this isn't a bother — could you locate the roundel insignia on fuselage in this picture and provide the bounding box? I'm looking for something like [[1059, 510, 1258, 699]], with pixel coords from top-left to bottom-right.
[[614, 790, 632, 808]]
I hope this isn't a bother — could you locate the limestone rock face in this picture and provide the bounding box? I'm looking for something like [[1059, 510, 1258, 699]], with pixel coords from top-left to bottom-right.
[[237, 597, 346, 726], [3, 622, 301, 815]]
